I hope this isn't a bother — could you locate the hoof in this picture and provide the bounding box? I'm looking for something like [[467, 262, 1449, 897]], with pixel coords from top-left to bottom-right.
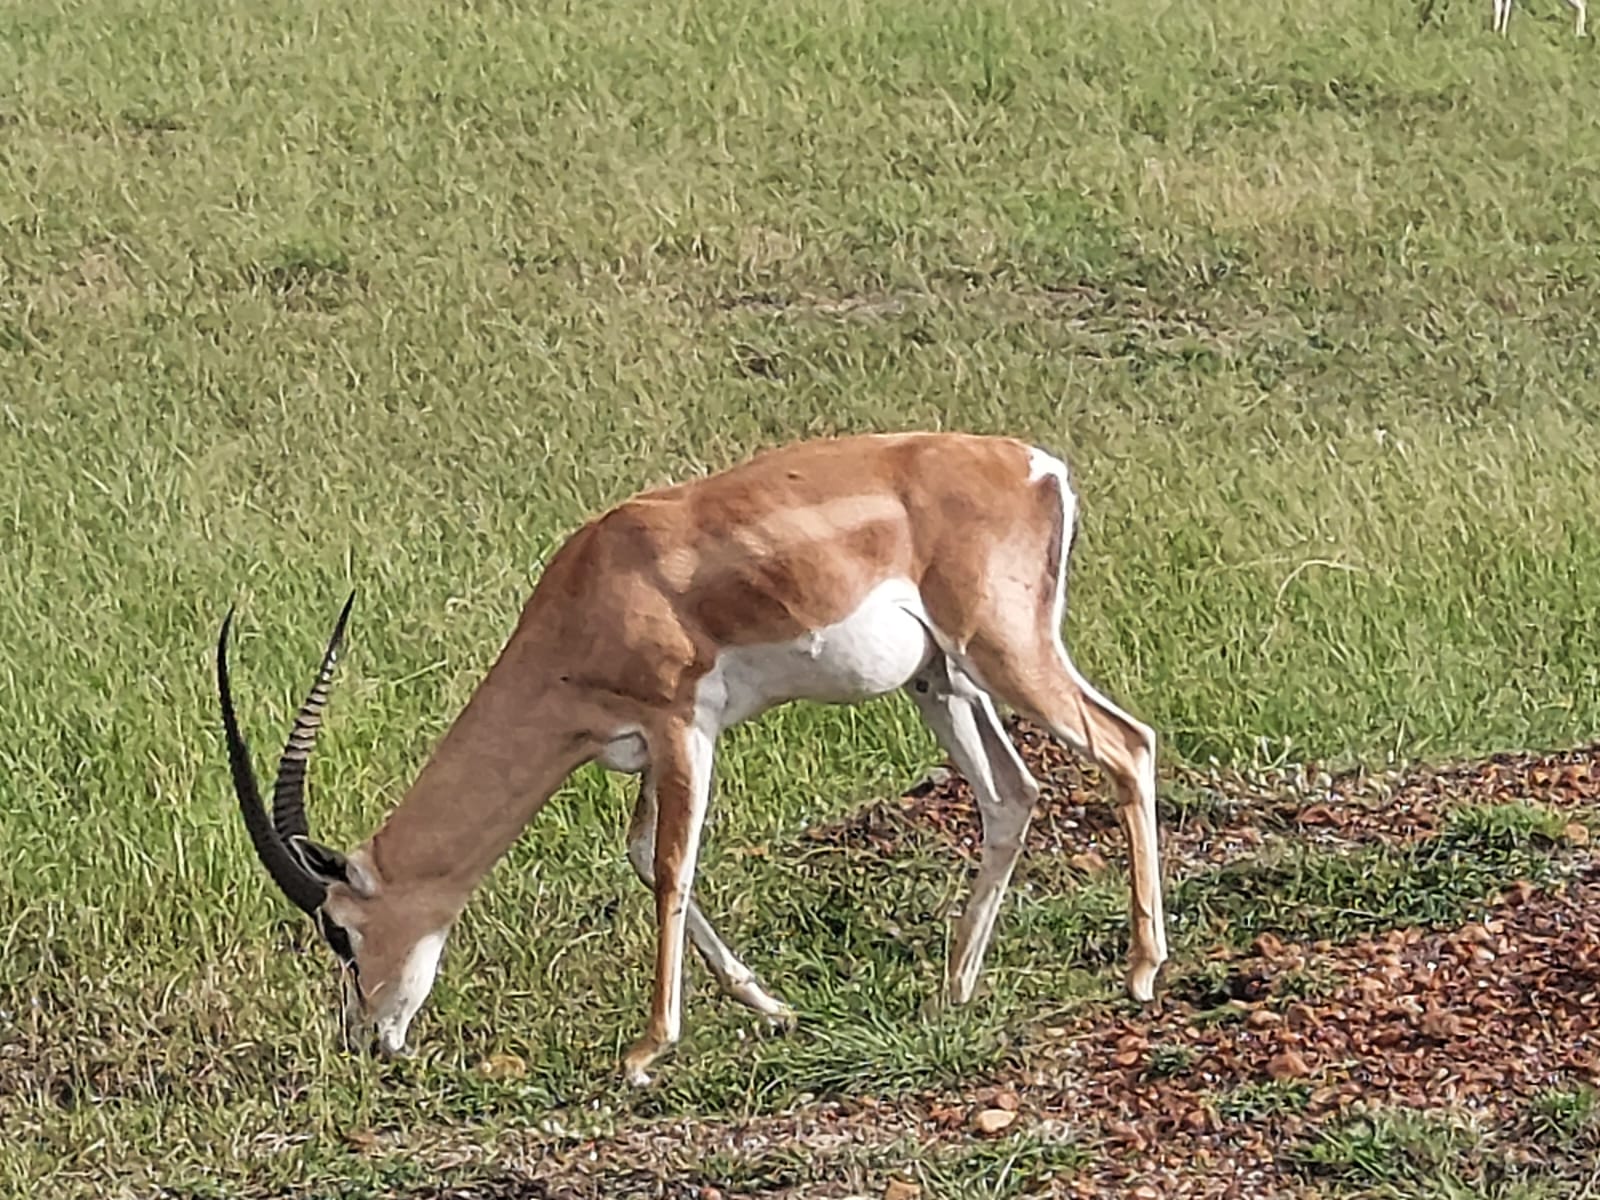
[[946, 969, 979, 1008], [622, 1037, 667, 1088], [1127, 959, 1163, 1004], [725, 977, 794, 1024], [765, 1000, 799, 1031]]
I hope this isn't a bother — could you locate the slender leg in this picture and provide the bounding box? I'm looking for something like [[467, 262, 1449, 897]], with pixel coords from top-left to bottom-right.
[[1571, 0, 1586, 36], [908, 657, 1041, 1005], [965, 639, 1167, 1003], [627, 771, 791, 1020], [622, 724, 715, 1087]]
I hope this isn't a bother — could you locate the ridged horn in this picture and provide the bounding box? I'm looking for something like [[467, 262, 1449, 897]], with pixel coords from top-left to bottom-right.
[[272, 591, 355, 844], [216, 605, 329, 915]]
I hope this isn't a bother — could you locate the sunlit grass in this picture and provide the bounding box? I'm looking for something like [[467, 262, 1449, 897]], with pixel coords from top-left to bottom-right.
[[3, 0, 1599, 1193]]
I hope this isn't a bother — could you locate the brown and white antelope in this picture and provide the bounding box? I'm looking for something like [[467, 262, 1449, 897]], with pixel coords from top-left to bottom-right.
[[1492, 0, 1586, 35], [216, 431, 1168, 1086]]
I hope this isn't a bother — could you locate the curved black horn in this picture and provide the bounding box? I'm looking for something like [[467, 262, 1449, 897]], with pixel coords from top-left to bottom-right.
[[272, 591, 355, 844], [216, 606, 328, 915]]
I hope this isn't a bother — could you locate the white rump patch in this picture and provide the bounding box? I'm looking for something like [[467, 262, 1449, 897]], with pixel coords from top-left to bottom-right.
[[1027, 445, 1079, 666], [1026, 445, 1071, 487]]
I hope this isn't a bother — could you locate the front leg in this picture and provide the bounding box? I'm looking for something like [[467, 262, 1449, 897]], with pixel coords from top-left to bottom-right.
[[622, 722, 716, 1087], [626, 773, 793, 1022]]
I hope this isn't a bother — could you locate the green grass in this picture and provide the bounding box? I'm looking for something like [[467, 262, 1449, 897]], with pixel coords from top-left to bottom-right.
[[1163, 801, 1576, 945], [1293, 1108, 1573, 1199], [3, 0, 1600, 1193], [695, 1129, 1087, 1200], [1527, 1084, 1600, 1153], [1215, 1079, 1314, 1122], [1001, 799, 1580, 991]]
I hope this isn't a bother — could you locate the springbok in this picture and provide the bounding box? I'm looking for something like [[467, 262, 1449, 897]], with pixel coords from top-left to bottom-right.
[[1493, 0, 1586, 35], [217, 431, 1167, 1085]]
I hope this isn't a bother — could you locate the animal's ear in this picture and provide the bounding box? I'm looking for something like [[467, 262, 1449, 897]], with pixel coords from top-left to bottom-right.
[[291, 837, 347, 880], [294, 838, 379, 898]]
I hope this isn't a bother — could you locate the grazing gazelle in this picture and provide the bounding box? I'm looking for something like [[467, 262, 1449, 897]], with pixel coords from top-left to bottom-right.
[[217, 431, 1167, 1085], [1492, 0, 1586, 35]]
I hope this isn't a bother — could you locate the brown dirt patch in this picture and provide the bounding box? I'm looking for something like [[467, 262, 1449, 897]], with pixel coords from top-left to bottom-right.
[[1017, 864, 1600, 1198], [804, 718, 1600, 873]]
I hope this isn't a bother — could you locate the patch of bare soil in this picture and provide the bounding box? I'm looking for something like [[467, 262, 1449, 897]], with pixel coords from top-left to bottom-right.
[[804, 719, 1600, 873], [1016, 864, 1600, 1198], [413, 1103, 943, 1200]]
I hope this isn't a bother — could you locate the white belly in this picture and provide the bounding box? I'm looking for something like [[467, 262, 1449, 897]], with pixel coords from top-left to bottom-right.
[[698, 579, 937, 732]]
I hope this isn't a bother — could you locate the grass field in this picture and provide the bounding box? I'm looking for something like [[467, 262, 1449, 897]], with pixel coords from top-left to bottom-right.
[[3, 0, 1600, 1194]]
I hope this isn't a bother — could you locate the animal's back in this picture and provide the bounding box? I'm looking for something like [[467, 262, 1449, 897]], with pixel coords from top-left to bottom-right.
[[517, 432, 1051, 678]]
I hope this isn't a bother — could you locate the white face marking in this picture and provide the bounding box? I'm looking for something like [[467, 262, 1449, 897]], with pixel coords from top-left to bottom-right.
[[373, 930, 448, 1057], [698, 578, 938, 732]]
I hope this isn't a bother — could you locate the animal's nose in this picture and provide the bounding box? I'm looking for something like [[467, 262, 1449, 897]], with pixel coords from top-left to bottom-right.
[[375, 1034, 412, 1061]]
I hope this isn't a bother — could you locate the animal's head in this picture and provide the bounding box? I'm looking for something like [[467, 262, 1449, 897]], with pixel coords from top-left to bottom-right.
[[215, 595, 447, 1057]]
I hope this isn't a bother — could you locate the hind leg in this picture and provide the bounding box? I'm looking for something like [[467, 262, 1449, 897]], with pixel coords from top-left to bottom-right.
[[964, 638, 1167, 1002], [907, 656, 1042, 1006]]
